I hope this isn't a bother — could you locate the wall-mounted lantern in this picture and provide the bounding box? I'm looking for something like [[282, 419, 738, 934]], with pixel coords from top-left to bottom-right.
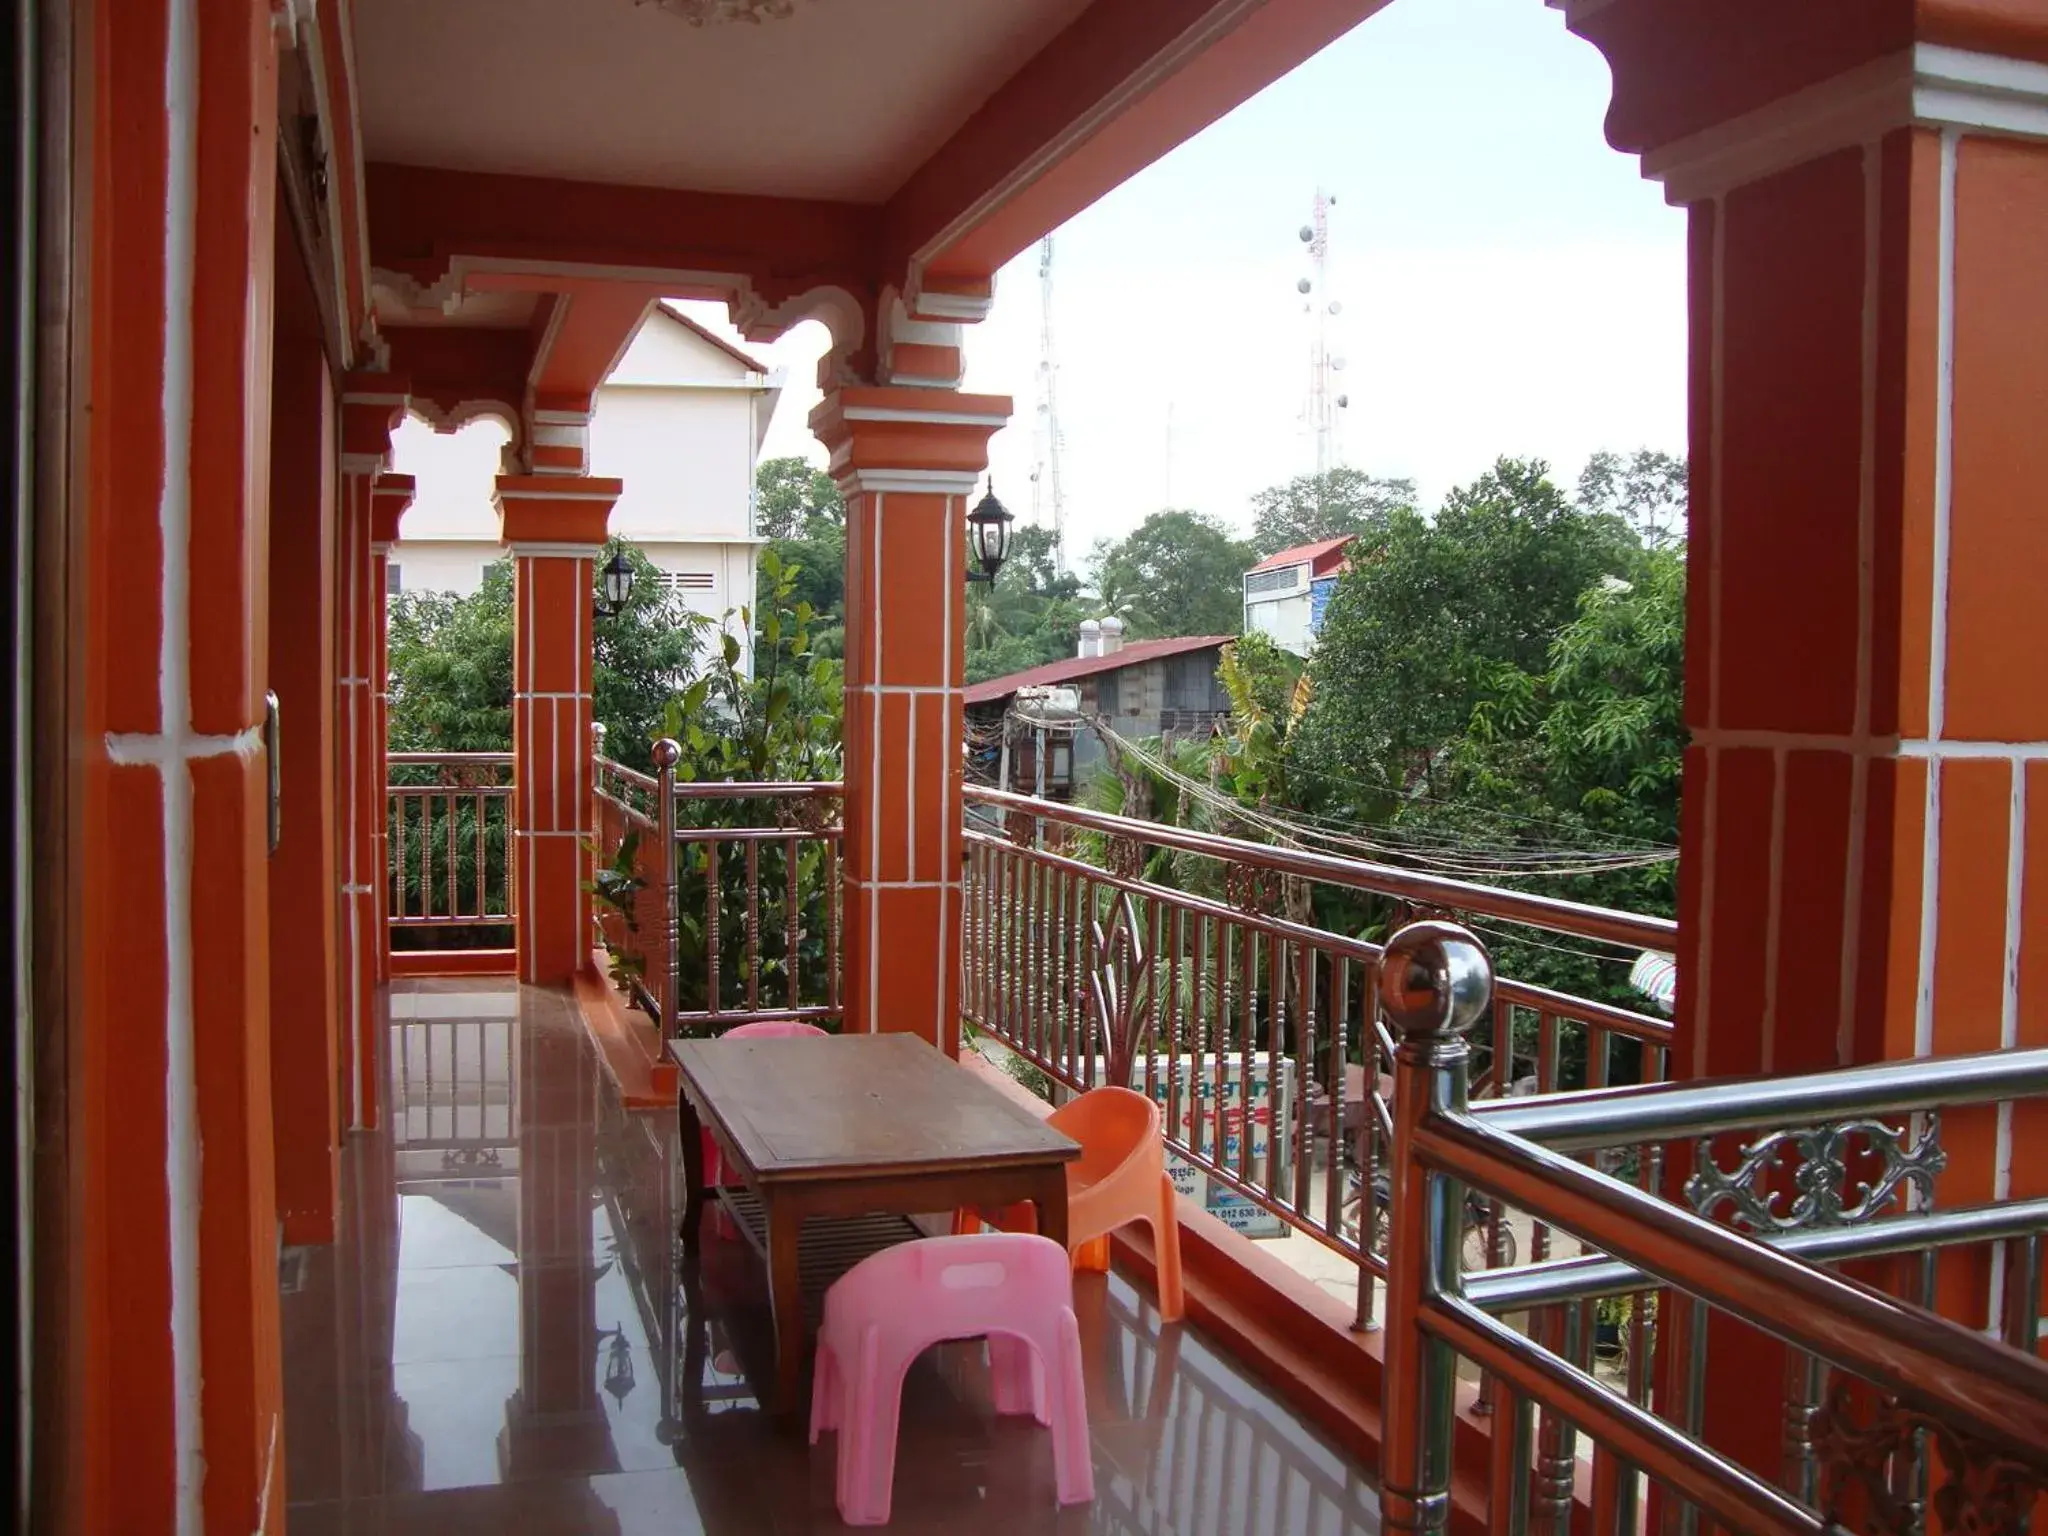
[[965, 482, 1014, 584], [594, 548, 635, 619]]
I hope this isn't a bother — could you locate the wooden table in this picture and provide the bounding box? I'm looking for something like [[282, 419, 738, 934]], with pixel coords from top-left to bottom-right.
[[671, 1032, 1080, 1415]]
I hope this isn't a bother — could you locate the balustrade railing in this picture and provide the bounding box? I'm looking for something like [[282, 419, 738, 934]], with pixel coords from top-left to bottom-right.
[[592, 732, 842, 1034], [960, 786, 1678, 1326], [387, 751, 515, 945], [1376, 920, 2048, 1536]]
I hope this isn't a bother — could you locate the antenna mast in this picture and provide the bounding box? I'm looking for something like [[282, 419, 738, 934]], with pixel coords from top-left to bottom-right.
[[1031, 235, 1068, 572], [1296, 190, 1348, 478]]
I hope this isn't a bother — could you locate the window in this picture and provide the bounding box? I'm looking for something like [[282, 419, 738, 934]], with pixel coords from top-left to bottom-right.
[[385, 563, 402, 596], [1243, 565, 1304, 598]]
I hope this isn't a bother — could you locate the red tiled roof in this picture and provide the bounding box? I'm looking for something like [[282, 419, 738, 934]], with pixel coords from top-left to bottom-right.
[[1249, 534, 1354, 575], [964, 634, 1234, 706], [654, 300, 771, 375]]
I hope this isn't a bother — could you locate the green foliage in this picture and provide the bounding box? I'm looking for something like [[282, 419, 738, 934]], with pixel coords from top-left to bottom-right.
[[753, 457, 848, 660], [386, 561, 517, 753], [753, 455, 844, 541], [1087, 508, 1255, 640], [761, 529, 845, 660], [661, 547, 842, 784], [1295, 456, 1640, 807], [1576, 448, 1688, 550], [594, 541, 716, 770], [387, 545, 707, 760], [1212, 633, 1308, 810], [656, 549, 845, 1031], [1249, 467, 1416, 558], [586, 830, 645, 992], [965, 524, 1087, 685]]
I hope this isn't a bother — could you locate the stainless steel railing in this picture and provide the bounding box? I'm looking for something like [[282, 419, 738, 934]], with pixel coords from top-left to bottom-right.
[[1376, 920, 2048, 1536]]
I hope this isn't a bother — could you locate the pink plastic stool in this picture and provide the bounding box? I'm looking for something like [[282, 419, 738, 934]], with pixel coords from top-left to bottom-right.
[[808, 1233, 1095, 1526], [700, 1020, 828, 1188]]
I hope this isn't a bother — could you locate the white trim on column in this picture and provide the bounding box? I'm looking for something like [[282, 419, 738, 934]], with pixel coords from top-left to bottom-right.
[[1759, 750, 1788, 1073], [840, 405, 1009, 429], [496, 483, 619, 502], [908, 287, 996, 324], [842, 469, 983, 497], [937, 494, 957, 1045], [1693, 195, 1728, 1080], [1914, 129, 1962, 1061], [870, 494, 885, 1029], [1840, 140, 1884, 1065], [1645, 44, 2048, 204], [158, 3, 203, 1523], [505, 541, 606, 558]]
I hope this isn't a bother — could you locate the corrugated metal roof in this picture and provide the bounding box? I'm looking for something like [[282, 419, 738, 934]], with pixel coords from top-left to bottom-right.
[[1248, 534, 1354, 575], [963, 634, 1234, 706]]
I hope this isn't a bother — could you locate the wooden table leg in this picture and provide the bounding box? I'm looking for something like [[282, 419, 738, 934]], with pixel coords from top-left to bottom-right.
[[1033, 1166, 1070, 1251], [678, 1093, 707, 1252], [766, 1193, 806, 1419]]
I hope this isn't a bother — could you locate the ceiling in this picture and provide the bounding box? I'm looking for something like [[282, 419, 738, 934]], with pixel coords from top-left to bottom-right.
[[351, 0, 1096, 203]]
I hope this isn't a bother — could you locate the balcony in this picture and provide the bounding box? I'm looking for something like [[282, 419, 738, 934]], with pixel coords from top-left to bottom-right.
[[370, 755, 2048, 1534], [280, 977, 1383, 1534]]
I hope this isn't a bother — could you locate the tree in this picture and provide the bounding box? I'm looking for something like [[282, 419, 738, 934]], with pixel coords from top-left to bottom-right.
[[965, 523, 1087, 684], [753, 455, 844, 541], [386, 544, 710, 764], [386, 562, 517, 754], [593, 541, 715, 767], [1087, 509, 1255, 640], [754, 457, 848, 657], [660, 546, 841, 785], [1295, 457, 1638, 805], [1249, 467, 1416, 557], [1383, 546, 1686, 1006], [1576, 448, 1687, 549]]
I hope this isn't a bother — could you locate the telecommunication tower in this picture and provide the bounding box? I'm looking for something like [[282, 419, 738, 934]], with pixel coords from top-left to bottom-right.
[[1296, 190, 1349, 476], [1030, 235, 1068, 571]]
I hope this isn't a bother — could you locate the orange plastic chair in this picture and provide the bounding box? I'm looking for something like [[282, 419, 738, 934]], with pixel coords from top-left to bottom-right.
[[955, 1085, 1184, 1322]]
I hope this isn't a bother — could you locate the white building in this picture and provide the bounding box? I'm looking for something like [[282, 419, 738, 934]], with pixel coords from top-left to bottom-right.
[[390, 302, 784, 670], [1241, 535, 1354, 656]]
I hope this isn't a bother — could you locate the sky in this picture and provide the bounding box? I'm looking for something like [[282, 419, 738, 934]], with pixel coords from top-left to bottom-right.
[[399, 0, 1687, 563]]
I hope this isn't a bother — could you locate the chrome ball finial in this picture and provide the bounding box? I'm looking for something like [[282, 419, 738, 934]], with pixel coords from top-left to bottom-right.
[[651, 737, 682, 769], [1376, 921, 1492, 1040]]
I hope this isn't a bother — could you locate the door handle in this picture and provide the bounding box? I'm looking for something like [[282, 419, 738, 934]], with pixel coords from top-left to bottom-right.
[[264, 690, 281, 855]]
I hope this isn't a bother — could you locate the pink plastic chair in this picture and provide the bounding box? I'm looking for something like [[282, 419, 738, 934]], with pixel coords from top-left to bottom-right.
[[700, 1020, 829, 1187], [808, 1233, 1095, 1526]]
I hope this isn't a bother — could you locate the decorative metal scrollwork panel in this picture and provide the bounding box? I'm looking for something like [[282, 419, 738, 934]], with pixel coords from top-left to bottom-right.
[[1815, 1377, 2041, 1536], [1685, 1114, 1945, 1231]]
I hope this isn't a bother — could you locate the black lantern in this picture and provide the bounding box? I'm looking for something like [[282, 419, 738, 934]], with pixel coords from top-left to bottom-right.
[[594, 547, 635, 619], [965, 481, 1014, 584]]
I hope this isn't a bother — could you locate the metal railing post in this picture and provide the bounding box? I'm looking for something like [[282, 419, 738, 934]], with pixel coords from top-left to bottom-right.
[[1379, 920, 1494, 1536], [651, 737, 680, 1035]]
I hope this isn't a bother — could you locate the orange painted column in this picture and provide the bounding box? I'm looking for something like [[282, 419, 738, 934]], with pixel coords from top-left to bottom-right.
[[70, 1, 287, 1529], [810, 388, 1011, 1048], [338, 383, 406, 1129], [369, 474, 415, 987], [497, 475, 621, 984], [267, 252, 342, 1247], [1571, 0, 2048, 1479]]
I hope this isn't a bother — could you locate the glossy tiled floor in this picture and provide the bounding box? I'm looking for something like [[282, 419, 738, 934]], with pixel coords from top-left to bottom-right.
[[281, 980, 1383, 1534]]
